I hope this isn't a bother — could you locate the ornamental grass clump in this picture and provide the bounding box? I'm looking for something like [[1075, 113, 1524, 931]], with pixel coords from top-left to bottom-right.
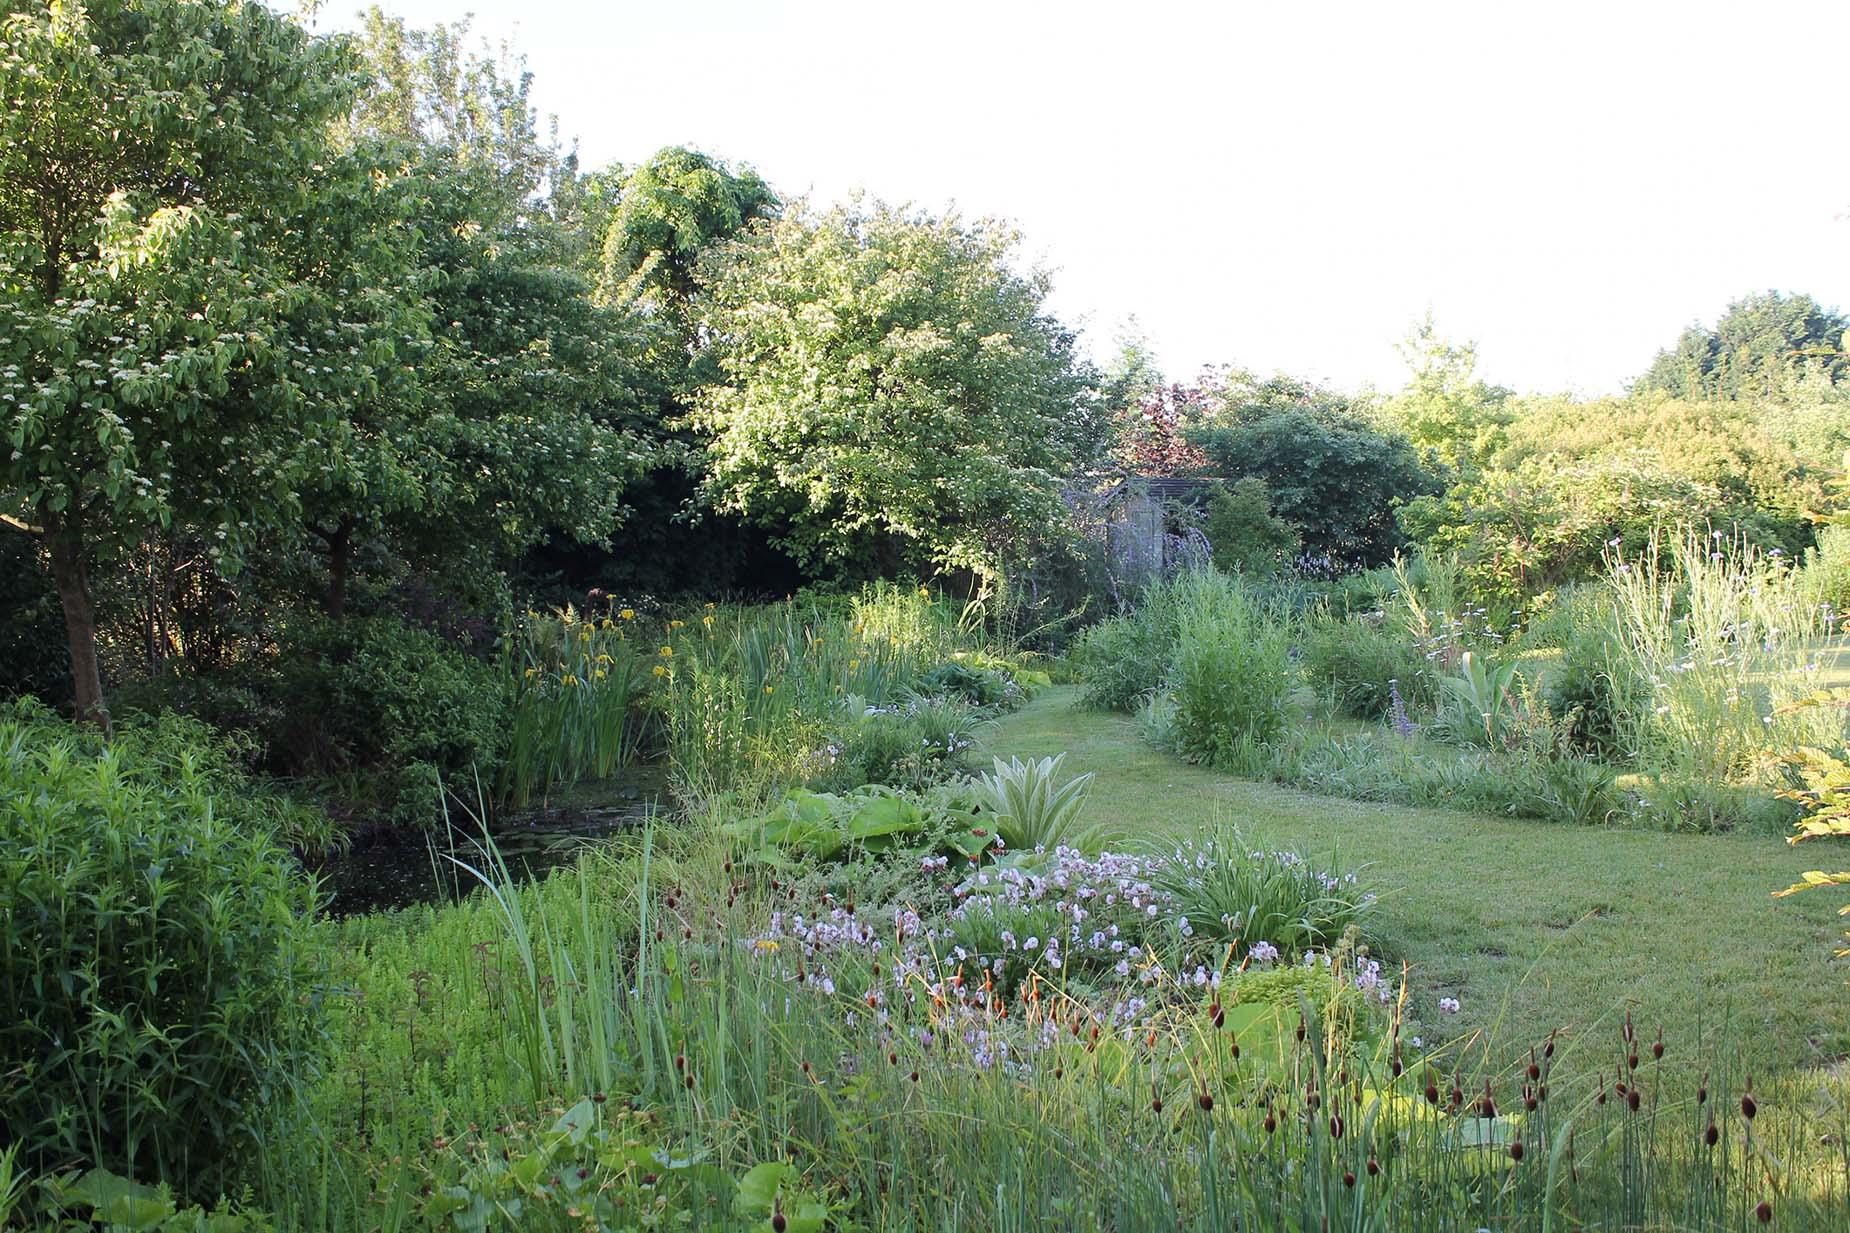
[[1603, 529, 1841, 809], [1150, 838, 1373, 960]]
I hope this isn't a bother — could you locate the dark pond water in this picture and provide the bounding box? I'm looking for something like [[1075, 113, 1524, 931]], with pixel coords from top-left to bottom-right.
[[310, 768, 672, 916]]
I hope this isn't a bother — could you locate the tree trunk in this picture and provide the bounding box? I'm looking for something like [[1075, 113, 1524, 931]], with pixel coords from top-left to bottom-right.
[[45, 523, 108, 730], [323, 515, 355, 619]]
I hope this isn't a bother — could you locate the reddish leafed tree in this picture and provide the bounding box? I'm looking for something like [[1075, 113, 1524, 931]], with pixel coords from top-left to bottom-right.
[[1115, 383, 1211, 475]]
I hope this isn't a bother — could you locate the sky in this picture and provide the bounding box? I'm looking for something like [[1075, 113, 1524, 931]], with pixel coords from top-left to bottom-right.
[[312, 0, 1850, 397]]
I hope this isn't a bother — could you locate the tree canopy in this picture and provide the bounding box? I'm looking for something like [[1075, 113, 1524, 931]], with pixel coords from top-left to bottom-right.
[[1637, 291, 1849, 402], [1185, 371, 1436, 569], [691, 201, 1098, 577], [0, 0, 403, 722]]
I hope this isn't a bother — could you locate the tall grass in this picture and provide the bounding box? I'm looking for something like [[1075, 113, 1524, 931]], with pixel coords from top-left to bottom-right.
[[1603, 530, 1841, 787], [497, 585, 982, 812], [1165, 575, 1293, 768], [247, 820, 1850, 1232], [498, 608, 649, 809], [656, 585, 972, 803]]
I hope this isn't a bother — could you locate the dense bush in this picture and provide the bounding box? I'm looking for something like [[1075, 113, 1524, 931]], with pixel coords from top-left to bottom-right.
[[1068, 575, 1193, 711], [1539, 638, 1626, 758], [812, 696, 986, 793], [1185, 372, 1440, 568], [1203, 477, 1299, 576], [1068, 613, 1165, 711], [1803, 524, 1850, 617], [0, 700, 325, 1200], [1159, 575, 1294, 769], [1399, 398, 1820, 610], [914, 658, 1020, 709], [1301, 617, 1434, 720], [270, 616, 508, 828]]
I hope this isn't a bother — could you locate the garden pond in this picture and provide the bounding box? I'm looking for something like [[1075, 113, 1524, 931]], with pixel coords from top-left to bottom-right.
[[310, 765, 671, 914]]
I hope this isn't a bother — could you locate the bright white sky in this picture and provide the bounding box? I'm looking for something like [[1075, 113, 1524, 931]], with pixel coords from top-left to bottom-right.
[[312, 0, 1850, 397]]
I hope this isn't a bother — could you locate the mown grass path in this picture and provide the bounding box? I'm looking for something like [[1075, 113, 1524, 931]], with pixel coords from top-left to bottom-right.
[[985, 687, 1849, 1077]]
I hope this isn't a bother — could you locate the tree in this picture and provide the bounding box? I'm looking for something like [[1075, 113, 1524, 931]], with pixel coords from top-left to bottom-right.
[[1099, 321, 1164, 423], [1383, 314, 1512, 470], [1204, 477, 1298, 575], [692, 201, 1098, 579], [598, 146, 777, 332], [294, 9, 657, 618], [1637, 291, 1849, 401], [0, 0, 401, 723], [1397, 397, 1818, 606], [1186, 371, 1436, 568]]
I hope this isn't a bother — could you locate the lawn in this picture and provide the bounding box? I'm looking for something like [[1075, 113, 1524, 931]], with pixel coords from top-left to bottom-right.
[[985, 686, 1850, 1078]]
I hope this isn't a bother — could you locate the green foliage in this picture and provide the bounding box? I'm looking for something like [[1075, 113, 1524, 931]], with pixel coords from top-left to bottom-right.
[[1283, 727, 1625, 826], [1149, 838, 1372, 960], [692, 201, 1098, 577], [723, 783, 986, 870], [402, 1097, 826, 1233], [913, 658, 1024, 709], [1069, 613, 1171, 712], [1300, 617, 1434, 720], [1638, 291, 1848, 402], [1158, 574, 1294, 768], [271, 616, 508, 828], [1202, 477, 1298, 576], [979, 753, 1098, 853], [597, 146, 777, 328], [1538, 636, 1626, 759], [27, 1167, 275, 1232], [1186, 372, 1438, 568], [253, 807, 1850, 1232], [1803, 524, 1850, 617], [1773, 703, 1850, 954], [644, 585, 992, 804], [814, 696, 986, 793], [1601, 531, 1835, 790], [1381, 314, 1512, 470], [0, 700, 324, 1199], [1399, 398, 1819, 608], [1069, 576, 1194, 711], [323, 14, 659, 612], [1431, 651, 1524, 748], [0, 0, 424, 717], [499, 609, 650, 810]]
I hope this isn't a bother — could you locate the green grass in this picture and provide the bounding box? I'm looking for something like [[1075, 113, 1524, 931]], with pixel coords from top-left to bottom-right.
[[985, 687, 1850, 1077]]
